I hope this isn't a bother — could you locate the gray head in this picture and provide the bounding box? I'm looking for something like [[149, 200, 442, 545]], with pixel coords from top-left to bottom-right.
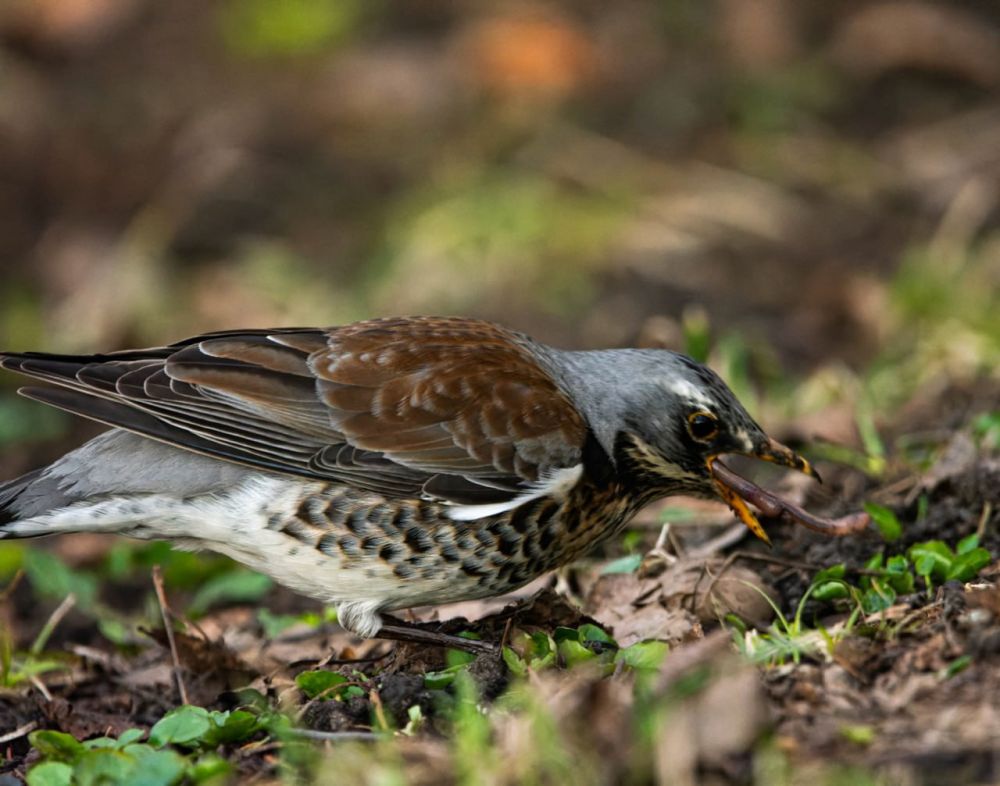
[[547, 347, 812, 500]]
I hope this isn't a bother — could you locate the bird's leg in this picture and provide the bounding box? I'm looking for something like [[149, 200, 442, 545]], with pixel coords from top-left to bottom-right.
[[377, 615, 499, 656]]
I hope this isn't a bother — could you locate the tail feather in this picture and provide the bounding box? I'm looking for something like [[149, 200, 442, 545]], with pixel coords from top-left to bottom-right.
[[0, 467, 46, 528]]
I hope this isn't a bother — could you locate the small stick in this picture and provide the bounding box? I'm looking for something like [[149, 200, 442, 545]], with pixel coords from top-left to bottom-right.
[[29, 674, 52, 701], [369, 688, 390, 732], [30, 592, 76, 655], [976, 502, 992, 541], [284, 728, 379, 742], [0, 720, 38, 745], [500, 616, 514, 650], [687, 524, 749, 559], [152, 565, 190, 706], [0, 569, 24, 603]]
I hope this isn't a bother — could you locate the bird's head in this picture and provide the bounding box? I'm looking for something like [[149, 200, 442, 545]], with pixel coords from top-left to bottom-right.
[[560, 348, 818, 543]]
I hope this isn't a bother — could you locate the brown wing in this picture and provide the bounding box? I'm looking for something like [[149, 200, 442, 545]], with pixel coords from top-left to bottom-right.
[[0, 318, 588, 505]]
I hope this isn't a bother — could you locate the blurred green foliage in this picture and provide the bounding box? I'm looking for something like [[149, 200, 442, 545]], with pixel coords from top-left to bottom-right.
[[378, 171, 633, 315], [219, 0, 365, 58]]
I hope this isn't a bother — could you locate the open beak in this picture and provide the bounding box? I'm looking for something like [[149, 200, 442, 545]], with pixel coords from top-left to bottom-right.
[[708, 437, 820, 545], [753, 437, 822, 483]]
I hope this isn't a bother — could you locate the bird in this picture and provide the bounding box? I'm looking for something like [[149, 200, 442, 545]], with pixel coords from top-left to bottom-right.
[[0, 316, 834, 653]]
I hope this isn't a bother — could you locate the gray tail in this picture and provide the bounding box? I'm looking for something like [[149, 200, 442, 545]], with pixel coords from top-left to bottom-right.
[[0, 468, 45, 530]]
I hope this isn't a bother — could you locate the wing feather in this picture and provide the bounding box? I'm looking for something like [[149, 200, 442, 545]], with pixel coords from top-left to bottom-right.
[[0, 317, 588, 506]]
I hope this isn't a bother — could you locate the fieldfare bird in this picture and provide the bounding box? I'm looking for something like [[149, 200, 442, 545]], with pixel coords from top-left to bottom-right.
[[0, 317, 867, 652]]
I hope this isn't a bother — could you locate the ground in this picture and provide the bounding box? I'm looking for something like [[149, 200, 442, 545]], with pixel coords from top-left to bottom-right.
[[0, 377, 998, 785], [0, 1, 999, 783]]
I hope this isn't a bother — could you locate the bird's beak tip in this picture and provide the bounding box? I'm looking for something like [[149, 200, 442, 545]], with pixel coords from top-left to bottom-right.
[[755, 436, 820, 482]]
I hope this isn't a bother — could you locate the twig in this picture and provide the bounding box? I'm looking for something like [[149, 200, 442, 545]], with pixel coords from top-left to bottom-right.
[[369, 688, 390, 732], [283, 728, 380, 742], [500, 616, 514, 650], [152, 565, 189, 706], [666, 526, 687, 558], [29, 675, 52, 701], [0, 569, 24, 603], [976, 501, 992, 540], [31, 593, 76, 655], [0, 720, 38, 745], [718, 550, 888, 577], [687, 524, 749, 559], [69, 644, 125, 672]]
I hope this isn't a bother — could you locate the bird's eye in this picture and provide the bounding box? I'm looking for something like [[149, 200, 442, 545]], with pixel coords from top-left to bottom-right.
[[687, 411, 719, 442]]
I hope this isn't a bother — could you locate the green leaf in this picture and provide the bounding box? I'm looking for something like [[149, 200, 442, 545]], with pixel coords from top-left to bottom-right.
[[82, 737, 118, 750], [557, 639, 597, 668], [295, 670, 348, 699], [501, 646, 527, 677], [600, 554, 642, 575], [3, 657, 70, 686], [813, 564, 846, 583], [577, 624, 616, 646], [956, 534, 981, 556], [26, 761, 73, 786], [946, 548, 991, 582], [149, 706, 212, 747], [861, 581, 896, 614], [940, 654, 973, 680], [811, 581, 850, 602], [74, 750, 134, 786], [124, 747, 187, 786], [615, 640, 669, 670], [884, 555, 915, 594], [863, 503, 902, 542], [203, 710, 259, 745], [115, 729, 145, 747], [227, 687, 269, 712], [188, 754, 234, 783], [525, 631, 554, 660], [513, 631, 557, 670], [188, 570, 273, 615], [29, 730, 85, 763], [424, 667, 461, 690], [908, 541, 954, 581], [552, 627, 580, 644], [885, 573, 914, 595], [446, 647, 477, 669]]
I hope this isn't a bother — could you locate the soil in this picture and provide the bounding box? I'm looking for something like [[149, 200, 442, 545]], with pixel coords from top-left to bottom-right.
[[0, 380, 997, 785]]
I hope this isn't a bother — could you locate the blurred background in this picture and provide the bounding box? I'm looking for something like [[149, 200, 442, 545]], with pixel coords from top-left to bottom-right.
[[0, 0, 997, 562], [0, 5, 998, 779]]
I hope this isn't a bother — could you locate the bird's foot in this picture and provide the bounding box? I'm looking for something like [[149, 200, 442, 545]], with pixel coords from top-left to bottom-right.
[[377, 616, 499, 656]]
